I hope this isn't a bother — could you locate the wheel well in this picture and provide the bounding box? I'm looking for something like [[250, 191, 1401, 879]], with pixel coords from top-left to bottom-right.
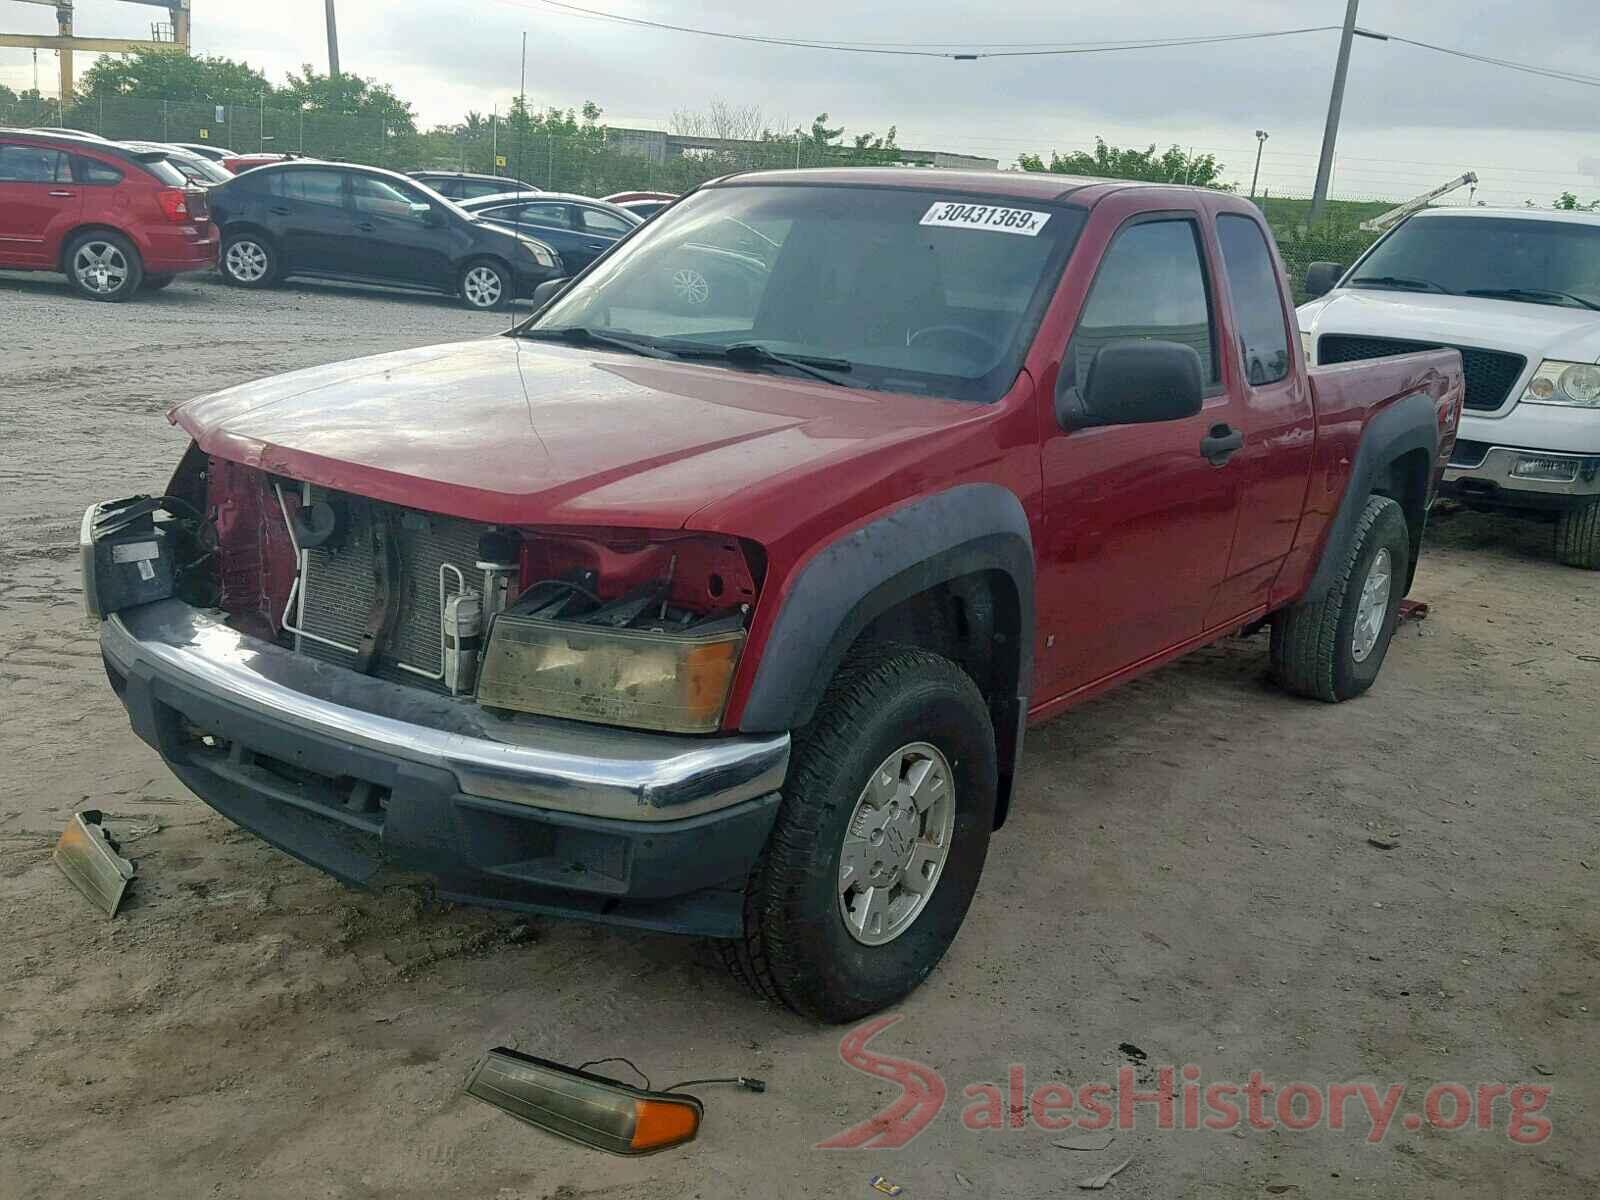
[[1372, 447, 1431, 591], [461, 253, 513, 277], [57, 224, 138, 273], [221, 221, 276, 247], [849, 570, 1026, 828]]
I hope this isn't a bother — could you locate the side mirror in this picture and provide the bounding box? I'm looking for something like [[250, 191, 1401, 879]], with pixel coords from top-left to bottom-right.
[[531, 277, 570, 307], [1058, 340, 1204, 430], [1303, 261, 1346, 300]]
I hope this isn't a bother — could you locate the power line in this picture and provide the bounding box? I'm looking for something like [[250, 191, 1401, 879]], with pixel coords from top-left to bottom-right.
[[1385, 34, 1600, 89], [514, 2, 1340, 60]]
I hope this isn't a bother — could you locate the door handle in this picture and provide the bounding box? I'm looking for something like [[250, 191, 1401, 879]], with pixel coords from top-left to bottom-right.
[[48, 190, 75, 197], [268, 205, 290, 215], [1200, 424, 1244, 465], [356, 221, 376, 232]]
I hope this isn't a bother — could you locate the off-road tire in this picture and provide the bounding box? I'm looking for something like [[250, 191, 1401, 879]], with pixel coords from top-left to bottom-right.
[[1271, 494, 1409, 702], [720, 644, 996, 1022], [63, 230, 143, 301], [1554, 498, 1600, 569]]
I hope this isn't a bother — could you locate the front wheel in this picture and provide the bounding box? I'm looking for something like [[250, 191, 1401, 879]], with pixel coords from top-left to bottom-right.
[[1554, 497, 1600, 569], [65, 231, 143, 301], [459, 259, 510, 310], [1271, 494, 1410, 702], [722, 645, 995, 1022]]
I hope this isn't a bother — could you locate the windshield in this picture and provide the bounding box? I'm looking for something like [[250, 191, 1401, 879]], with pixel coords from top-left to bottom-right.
[[521, 183, 1086, 401], [1350, 216, 1600, 309]]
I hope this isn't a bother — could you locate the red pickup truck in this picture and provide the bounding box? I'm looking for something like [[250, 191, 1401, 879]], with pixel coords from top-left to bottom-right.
[[82, 169, 1461, 1021]]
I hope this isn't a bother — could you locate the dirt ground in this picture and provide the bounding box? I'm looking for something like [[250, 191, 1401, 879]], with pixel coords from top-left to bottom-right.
[[2, 270, 1597, 1199]]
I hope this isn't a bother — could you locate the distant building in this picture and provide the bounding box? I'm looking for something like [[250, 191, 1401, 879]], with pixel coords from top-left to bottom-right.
[[603, 126, 997, 171]]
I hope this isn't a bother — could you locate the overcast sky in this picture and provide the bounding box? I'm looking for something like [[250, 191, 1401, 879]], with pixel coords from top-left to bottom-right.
[[4, 0, 1599, 204]]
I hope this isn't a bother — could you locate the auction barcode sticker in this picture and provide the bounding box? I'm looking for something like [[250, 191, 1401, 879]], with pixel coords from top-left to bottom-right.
[[920, 201, 1051, 236]]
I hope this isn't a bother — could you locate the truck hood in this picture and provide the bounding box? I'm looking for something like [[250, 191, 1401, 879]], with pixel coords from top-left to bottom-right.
[[171, 336, 988, 530], [1299, 289, 1600, 365]]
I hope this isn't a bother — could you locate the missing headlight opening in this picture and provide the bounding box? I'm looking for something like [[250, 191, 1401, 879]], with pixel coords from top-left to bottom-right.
[[201, 456, 758, 728]]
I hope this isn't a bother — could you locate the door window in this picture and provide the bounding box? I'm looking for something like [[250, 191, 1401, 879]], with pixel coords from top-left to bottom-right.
[[459, 179, 507, 199], [72, 156, 124, 185], [352, 174, 427, 219], [580, 207, 634, 236], [277, 169, 347, 207], [1216, 215, 1291, 385], [1067, 218, 1217, 390], [501, 202, 571, 229], [0, 145, 70, 183]]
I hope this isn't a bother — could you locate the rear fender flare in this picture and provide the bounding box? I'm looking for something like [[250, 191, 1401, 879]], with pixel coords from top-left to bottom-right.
[[1303, 390, 1440, 602]]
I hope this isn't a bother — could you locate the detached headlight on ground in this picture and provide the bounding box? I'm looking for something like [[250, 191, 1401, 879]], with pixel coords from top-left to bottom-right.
[[466, 1049, 703, 1155], [521, 240, 559, 269], [1523, 360, 1600, 407], [476, 615, 744, 733]]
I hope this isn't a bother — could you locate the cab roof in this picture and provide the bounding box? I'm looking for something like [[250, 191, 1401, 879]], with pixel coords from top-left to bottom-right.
[[707, 166, 1239, 205]]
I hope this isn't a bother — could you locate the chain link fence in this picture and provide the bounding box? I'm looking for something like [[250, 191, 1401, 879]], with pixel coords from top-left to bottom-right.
[[4, 92, 1410, 301]]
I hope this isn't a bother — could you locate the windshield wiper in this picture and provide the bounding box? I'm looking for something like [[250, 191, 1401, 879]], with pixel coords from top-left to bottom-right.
[[1463, 287, 1600, 312], [515, 326, 678, 360], [666, 340, 854, 386], [1349, 275, 1454, 294]]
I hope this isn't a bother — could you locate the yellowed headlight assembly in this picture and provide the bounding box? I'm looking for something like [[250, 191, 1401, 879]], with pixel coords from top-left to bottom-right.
[[476, 614, 744, 734]]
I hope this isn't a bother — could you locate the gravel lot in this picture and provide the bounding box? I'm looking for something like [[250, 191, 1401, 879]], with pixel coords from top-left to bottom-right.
[[2, 270, 1597, 1199]]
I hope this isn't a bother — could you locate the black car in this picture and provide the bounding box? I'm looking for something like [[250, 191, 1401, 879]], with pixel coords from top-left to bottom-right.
[[407, 170, 539, 200], [457, 191, 641, 275], [208, 162, 564, 310]]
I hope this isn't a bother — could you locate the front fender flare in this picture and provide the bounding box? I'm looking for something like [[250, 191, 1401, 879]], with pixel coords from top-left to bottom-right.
[[737, 483, 1035, 735]]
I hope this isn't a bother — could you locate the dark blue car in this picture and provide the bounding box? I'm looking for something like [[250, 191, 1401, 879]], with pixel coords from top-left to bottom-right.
[[457, 191, 642, 275]]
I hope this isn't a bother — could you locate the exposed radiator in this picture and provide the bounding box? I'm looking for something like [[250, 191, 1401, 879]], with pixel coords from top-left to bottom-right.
[[290, 487, 485, 693]]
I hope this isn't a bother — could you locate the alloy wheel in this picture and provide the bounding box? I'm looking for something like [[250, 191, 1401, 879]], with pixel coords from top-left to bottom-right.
[[73, 241, 130, 295]]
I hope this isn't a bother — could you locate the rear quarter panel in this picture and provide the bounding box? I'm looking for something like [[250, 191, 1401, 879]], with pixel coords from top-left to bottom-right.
[[1269, 349, 1463, 608]]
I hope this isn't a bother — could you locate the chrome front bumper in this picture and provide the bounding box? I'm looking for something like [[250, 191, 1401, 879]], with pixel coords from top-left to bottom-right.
[[100, 600, 788, 822], [1442, 445, 1600, 497]]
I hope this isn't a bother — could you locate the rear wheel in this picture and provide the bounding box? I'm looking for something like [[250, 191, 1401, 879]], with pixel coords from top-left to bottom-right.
[[1554, 498, 1600, 569], [1272, 494, 1410, 702], [65, 231, 142, 301], [459, 259, 510, 310], [721, 645, 995, 1022], [220, 232, 279, 287]]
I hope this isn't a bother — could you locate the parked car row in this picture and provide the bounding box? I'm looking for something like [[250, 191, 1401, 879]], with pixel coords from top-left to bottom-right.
[[0, 126, 675, 308]]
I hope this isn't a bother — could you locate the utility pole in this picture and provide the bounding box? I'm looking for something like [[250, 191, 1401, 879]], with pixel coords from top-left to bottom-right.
[[1310, 1, 1388, 225], [324, 0, 340, 78], [1249, 129, 1269, 201]]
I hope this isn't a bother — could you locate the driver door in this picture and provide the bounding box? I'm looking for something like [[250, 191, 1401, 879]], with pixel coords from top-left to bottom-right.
[[1033, 213, 1247, 700], [349, 174, 453, 289]]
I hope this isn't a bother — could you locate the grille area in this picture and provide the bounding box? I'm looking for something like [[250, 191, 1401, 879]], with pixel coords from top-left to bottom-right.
[[295, 488, 484, 693], [1317, 335, 1526, 412]]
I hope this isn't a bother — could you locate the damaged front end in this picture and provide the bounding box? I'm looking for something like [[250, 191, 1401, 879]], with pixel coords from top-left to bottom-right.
[[183, 452, 763, 733]]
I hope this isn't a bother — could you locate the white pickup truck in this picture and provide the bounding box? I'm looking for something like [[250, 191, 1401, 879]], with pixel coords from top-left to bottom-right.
[[1298, 207, 1600, 568]]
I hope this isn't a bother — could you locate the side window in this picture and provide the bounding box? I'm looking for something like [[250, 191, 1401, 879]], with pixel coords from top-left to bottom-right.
[[1216, 215, 1292, 386], [352, 174, 425, 218], [279, 169, 347, 207], [1068, 218, 1217, 388], [580, 207, 634, 236], [460, 180, 504, 199], [0, 144, 69, 183], [73, 156, 124, 185], [432, 178, 462, 198], [508, 202, 571, 229]]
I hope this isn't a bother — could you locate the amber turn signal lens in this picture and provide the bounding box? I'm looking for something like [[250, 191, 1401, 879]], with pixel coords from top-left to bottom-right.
[[466, 1048, 703, 1156]]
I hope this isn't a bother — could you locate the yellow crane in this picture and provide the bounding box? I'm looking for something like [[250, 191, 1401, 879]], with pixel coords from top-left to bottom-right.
[[1, 0, 190, 105]]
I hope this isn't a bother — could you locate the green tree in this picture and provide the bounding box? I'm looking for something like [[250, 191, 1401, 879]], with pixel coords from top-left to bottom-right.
[[1019, 137, 1230, 189], [78, 48, 271, 101], [798, 112, 844, 146], [279, 65, 416, 133]]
